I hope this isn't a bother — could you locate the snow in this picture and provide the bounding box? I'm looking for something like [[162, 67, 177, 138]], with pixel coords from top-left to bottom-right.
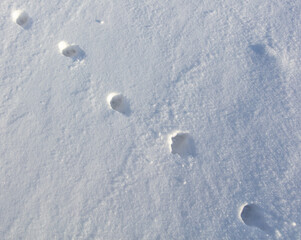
[[1, 0, 300, 239]]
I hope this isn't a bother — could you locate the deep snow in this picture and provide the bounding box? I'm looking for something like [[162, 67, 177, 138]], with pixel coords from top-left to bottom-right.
[[0, 0, 300, 239]]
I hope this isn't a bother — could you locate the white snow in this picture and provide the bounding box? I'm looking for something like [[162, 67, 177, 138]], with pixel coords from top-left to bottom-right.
[[1, 0, 300, 239], [58, 41, 70, 53]]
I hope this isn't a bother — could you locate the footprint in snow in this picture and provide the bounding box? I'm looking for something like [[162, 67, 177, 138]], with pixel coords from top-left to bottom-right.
[[107, 93, 131, 116], [12, 10, 32, 29], [239, 203, 275, 235], [249, 43, 277, 65], [169, 132, 195, 157], [58, 41, 85, 60]]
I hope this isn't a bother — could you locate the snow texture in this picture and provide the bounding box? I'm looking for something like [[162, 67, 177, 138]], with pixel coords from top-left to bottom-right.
[[1, 0, 300, 239]]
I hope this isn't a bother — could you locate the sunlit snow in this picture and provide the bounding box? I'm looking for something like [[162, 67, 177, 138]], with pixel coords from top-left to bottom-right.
[[1, 0, 300, 239]]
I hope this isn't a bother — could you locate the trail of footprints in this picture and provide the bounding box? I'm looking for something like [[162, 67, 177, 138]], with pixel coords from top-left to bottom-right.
[[11, 8, 192, 156], [11, 9, 298, 237]]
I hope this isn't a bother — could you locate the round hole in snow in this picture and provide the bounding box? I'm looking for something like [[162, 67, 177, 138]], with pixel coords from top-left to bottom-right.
[[169, 131, 194, 156], [12, 10, 30, 27], [107, 93, 126, 113], [58, 41, 80, 58]]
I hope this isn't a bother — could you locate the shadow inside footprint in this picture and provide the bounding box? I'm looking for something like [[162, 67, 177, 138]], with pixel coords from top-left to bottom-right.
[[249, 43, 276, 66], [241, 204, 274, 235], [62, 45, 86, 60], [107, 93, 131, 116], [250, 44, 266, 55], [19, 17, 32, 30], [169, 132, 196, 157], [12, 10, 32, 29]]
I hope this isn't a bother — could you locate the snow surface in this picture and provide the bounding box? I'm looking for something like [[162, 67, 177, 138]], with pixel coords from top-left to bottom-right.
[[1, 0, 300, 239]]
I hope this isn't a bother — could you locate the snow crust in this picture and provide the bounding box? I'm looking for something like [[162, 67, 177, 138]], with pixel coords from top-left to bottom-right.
[[1, 0, 300, 239]]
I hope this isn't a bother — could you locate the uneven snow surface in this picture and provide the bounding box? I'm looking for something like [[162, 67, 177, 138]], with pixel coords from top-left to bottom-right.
[[1, 0, 300, 239]]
